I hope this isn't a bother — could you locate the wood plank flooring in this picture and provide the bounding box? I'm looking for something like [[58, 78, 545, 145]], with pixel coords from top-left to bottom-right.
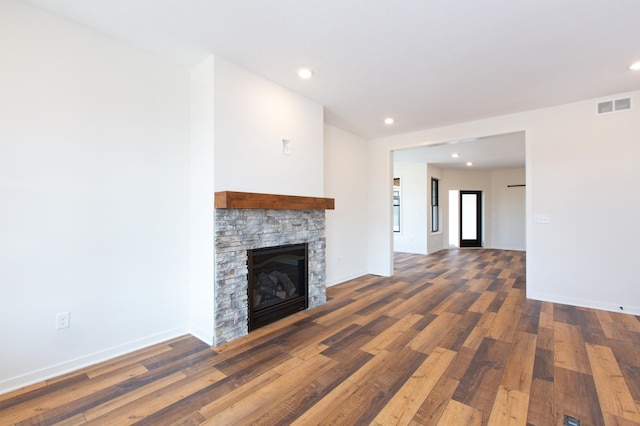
[[2, 249, 640, 425]]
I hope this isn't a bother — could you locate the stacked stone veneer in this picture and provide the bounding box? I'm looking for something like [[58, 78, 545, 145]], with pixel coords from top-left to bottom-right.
[[214, 209, 327, 345]]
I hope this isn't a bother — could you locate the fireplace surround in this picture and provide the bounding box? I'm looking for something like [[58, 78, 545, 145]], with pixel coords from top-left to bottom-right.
[[213, 191, 334, 345]]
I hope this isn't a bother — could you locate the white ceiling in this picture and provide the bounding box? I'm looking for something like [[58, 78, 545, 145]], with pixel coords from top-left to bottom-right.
[[20, 0, 640, 139], [393, 132, 525, 170]]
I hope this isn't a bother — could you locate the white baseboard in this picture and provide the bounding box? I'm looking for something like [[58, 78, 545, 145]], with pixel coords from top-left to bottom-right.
[[326, 270, 368, 287], [189, 325, 214, 346], [527, 291, 640, 316], [0, 326, 189, 396], [490, 244, 526, 251], [393, 248, 428, 255]]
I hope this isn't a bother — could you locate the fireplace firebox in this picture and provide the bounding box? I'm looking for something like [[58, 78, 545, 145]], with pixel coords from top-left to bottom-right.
[[247, 243, 308, 331]]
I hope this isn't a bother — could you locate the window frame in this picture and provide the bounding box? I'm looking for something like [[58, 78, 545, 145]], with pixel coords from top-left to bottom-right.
[[431, 177, 440, 233], [393, 178, 401, 233]]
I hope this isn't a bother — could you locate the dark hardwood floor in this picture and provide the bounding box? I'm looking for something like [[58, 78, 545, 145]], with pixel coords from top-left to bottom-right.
[[2, 249, 640, 425]]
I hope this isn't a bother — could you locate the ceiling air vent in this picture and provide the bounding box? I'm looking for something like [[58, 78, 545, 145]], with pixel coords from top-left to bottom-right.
[[597, 97, 632, 115]]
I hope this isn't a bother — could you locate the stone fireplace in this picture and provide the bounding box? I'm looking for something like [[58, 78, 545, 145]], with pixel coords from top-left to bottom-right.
[[213, 191, 334, 345]]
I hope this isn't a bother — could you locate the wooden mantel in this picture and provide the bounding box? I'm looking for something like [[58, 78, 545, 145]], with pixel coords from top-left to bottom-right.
[[215, 191, 335, 210]]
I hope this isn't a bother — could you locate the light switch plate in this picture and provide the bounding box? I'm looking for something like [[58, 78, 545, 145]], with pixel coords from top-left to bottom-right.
[[282, 139, 292, 156]]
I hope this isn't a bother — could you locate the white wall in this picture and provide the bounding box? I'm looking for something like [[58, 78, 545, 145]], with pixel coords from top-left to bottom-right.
[[367, 142, 394, 276], [324, 125, 369, 286], [367, 89, 640, 316], [526, 98, 640, 313], [439, 168, 525, 251], [427, 165, 444, 253], [213, 58, 324, 197], [392, 162, 428, 254], [0, 1, 191, 393], [491, 169, 526, 251], [189, 56, 215, 345]]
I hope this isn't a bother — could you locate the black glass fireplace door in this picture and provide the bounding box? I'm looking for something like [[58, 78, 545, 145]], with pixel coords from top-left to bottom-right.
[[247, 244, 308, 330]]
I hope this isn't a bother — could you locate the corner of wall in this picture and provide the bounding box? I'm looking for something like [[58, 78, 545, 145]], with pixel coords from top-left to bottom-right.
[[189, 55, 216, 346]]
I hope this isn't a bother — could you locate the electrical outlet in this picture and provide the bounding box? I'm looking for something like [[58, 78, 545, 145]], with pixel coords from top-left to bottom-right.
[[534, 214, 550, 224], [56, 312, 70, 330]]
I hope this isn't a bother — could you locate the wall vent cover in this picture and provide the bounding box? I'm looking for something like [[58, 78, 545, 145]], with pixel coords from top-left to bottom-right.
[[615, 97, 631, 111], [597, 97, 632, 115]]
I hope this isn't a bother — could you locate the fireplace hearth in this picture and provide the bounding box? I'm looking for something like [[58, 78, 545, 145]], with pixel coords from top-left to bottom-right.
[[248, 244, 308, 330]]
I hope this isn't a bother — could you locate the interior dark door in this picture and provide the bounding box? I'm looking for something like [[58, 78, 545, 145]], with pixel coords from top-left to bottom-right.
[[460, 191, 482, 247]]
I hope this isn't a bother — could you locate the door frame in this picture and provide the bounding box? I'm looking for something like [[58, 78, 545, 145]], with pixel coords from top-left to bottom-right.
[[459, 190, 482, 247]]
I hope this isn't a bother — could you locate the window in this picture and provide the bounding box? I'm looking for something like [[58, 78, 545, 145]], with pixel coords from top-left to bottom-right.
[[393, 178, 400, 232], [431, 178, 439, 232]]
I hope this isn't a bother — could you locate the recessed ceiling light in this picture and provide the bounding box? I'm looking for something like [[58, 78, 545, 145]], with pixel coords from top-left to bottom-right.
[[630, 61, 640, 71], [384, 118, 394, 125], [298, 68, 313, 79], [452, 153, 460, 158], [466, 162, 473, 166]]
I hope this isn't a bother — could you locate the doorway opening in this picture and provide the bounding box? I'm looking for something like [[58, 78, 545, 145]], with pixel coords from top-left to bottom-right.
[[392, 131, 525, 270]]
